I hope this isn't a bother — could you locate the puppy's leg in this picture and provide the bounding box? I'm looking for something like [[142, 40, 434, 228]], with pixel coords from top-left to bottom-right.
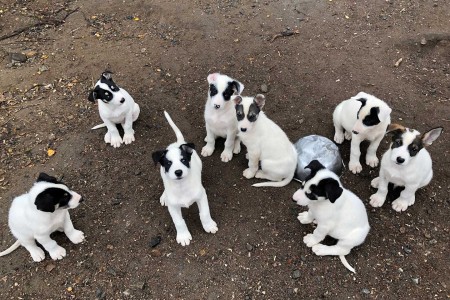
[[333, 122, 345, 144], [132, 103, 140, 122], [392, 185, 418, 212], [35, 235, 66, 260], [201, 124, 216, 157], [297, 211, 314, 224], [122, 111, 136, 145], [103, 119, 122, 148], [369, 171, 388, 207], [365, 135, 383, 167], [63, 212, 85, 244], [233, 136, 241, 154], [370, 176, 380, 188], [20, 239, 45, 262], [160, 191, 167, 206], [304, 225, 329, 247], [243, 150, 260, 179], [167, 205, 192, 246], [197, 191, 218, 234], [221, 129, 236, 162], [255, 159, 286, 181], [344, 131, 352, 140], [348, 136, 363, 174]]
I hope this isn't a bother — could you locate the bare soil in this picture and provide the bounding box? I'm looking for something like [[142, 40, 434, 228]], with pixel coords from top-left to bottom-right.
[[0, 0, 449, 299]]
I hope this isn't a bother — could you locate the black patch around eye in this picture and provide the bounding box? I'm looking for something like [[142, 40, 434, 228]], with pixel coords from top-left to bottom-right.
[[305, 191, 317, 200], [408, 138, 423, 157], [209, 84, 218, 97], [236, 104, 245, 121], [222, 82, 235, 101], [162, 157, 173, 173], [362, 107, 381, 126], [391, 139, 403, 149], [179, 147, 193, 168], [310, 184, 327, 198], [35, 187, 72, 212], [247, 103, 260, 122], [93, 87, 113, 102]]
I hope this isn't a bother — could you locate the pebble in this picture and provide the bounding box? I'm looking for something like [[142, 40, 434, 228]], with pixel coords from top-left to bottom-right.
[[292, 269, 301, 279], [260, 84, 268, 93], [95, 288, 106, 300], [149, 235, 162, 248], [45, 264, 56, 272], [38, 65, 49, 73], [10, 53, 27, 63], [130, 282, 145, 290], [123, 289, 131, 296], [429, 239, 437, 245], [403, 245, 412, 254], [420, 37, 427, 45], [412, 277, 419, 284], [399, 227, 406, 234], [361, 288, 370, 295], [150, 249, 162, 257], [107, 244, 114, 250], [246, 243, 254, 252]]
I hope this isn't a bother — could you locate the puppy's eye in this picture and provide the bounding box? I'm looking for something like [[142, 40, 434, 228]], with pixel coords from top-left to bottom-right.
[[393, 140, 402, 147], [64, 192, 69, 197], [181, 158, 187, 163], [167, 161, 172, 166]]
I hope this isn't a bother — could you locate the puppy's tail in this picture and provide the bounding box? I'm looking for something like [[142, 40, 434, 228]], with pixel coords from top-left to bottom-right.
[[252, 172, 295, 188], [91, 123, 107, 130], [164, 111, 185, 143], [339, 255, 356, 273], [0, 240, 21, 257]]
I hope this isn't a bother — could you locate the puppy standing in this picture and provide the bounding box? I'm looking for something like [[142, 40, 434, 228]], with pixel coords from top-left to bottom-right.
[[0, 173, 85, 262], [201, 73, 244, 162], [152, 111, 218, 246], [333, 92, 392, 174], [292, 160, 370, 273], [88, 71, 140, 148], [234, 94, 297, 187], [370, 124, 443, 212]]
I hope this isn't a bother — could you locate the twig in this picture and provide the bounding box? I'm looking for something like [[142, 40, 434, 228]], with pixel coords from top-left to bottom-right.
[[270, 29, 300, 43]]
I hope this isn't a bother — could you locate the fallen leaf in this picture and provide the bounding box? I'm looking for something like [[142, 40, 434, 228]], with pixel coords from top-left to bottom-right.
[[47, 149, 56, 157]]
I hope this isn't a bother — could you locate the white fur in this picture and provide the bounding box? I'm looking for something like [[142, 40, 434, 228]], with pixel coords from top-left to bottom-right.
[[202, 73, 244, 162], [235, 95, 297, 187], [293, 169, 370, 273], [370, 127, 442, 212], [333, 92, 391, 173], [0, 182, 84, 262], [157, 111, 218, 246]]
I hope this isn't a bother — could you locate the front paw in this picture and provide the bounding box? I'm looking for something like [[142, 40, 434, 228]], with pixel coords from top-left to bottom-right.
[[29, 247, 46, 262], [220, 149, 233, 162], [366, 155, 379, 168], [201, 145, 214, 157], [344, 131, 352, 140], [109, 133, 123, 148], [176, 230, 192, 246], [303, 233, 320, 247], [369, 193, 386, 207], [349, 160, 362, 174], [392, 198, 410, 212], [49, 245, 66, 260], [160, 194, 166, 206], [371, 177, 380, 188], [123, 133, 135, 145], [243, 168, 256, 179], [312, 244, 329, 256], [68, 230, 85, 244], [202, 219, 218, 234], [297, 212, 313, 224], [334, 132, 344, 144]]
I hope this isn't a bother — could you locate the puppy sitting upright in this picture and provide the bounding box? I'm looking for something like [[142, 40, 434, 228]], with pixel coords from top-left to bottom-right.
[[152, 111, 218, 246], [333, 92, 391, 174], [292, 160, 370, 273], [234, 94, 297, 187], [202, 73, 244, 162], [0, 173, 85, 262], [88, 71, 140, 148], [370, 124, 443, 212]]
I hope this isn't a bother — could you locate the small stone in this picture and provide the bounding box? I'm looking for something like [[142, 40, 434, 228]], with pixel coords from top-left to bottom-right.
[[130, 282, 145, 290], [412, 277, 419, 284], [149, 236, 161, 248], [134, 170, 142, 176], [300, 255, 307, 262], [292, 269, 301, 279], [111, 198, 121, 205], [246, 243, 254, 252], [399, 227, 406, 234], [95, 288, 106, 300], [45, 264, 56, 272], [24, 50, 37, 58], [10, 53, 27, 63], [420, 37, 427, 45], [260, 84, 268, 93], [38, 65, 49, 73], [123, 289, 131, 296], [298, 118, 304, 124], [67, 287, 73, 292], [48, 133, 56, 141], [403, 245, 412, 254], [361, 288, 370, 295], [424, 232, 431, 239], [107, 244, 114, 250], [150, 249, 162, 257], [429, 239, 437, 244]]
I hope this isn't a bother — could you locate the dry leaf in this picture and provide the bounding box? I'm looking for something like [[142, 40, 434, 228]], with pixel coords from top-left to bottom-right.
[[47, 149, 55, 157]]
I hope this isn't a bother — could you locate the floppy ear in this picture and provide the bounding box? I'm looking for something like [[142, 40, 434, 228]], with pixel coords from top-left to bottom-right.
[[233, 95, 243, 105], [386, 123, 405, 134], [254, 94, 265, 109], [207, 73, 219, 84], [422, 127, 443, 147], [305, 160, 325, 172], [152, 150, 167, 166], [322, 178, 343, 203], [232, 80, 244, 95], [180, 143, 195, 153], [356, 97, 367, 107], [36, 172, 58, 183], [378, 105, 392, 122], [102, 71, 113, 80], [35, 190, 56, 213], [88, 90, 97, 102]]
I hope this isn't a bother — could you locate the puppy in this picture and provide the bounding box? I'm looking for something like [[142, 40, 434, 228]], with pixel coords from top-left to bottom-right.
[[292, 160, 370, 273], [233, 94, 297, 187], [152, 111, 218, 246], [201, 73, 244, 162], [370, 124, 443, 212], [333, 92, 392, 174], [88, 71, 140, 148], [0, 173, 85, 262]]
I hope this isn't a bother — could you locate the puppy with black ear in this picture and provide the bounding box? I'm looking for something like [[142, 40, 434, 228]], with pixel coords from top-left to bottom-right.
[[88, 71, 140, 148], [202, 73, 244, 162], [370, 124, 443, 212], [292, 160, 370, 273], [333, 92, 392, 174], [0, 173, 85, 262], [152, 111, 218, 246], [233, 94, 297, 187]]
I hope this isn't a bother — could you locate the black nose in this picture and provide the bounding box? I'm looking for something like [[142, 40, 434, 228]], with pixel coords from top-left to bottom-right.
[[120, 98, 125, 103], [79, 197, 84, 203], [352, 130, 359, 134], [214, 104, 220, 109], [175, 170, 183, 177], [396, 156, 405, 164], [240, 128, 247, 132]]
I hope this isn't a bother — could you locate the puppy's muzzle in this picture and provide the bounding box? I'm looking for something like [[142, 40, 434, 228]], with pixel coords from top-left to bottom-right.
[[214, 104, 220, 109], [352, 130, 359, 135], [396, 156, 405, 164], [120, 98, 125, 104], [240, 128, 247, 132]]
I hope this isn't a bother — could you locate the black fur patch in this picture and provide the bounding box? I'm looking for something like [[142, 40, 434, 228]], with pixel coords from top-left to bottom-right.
[[247, 102, 260, 122], [235, 104, 245, 121], [180, 143, 195, 168], [407, 136, 423, 157], [35, 187, 72, 213], [356, 98, 367, 119], [362, 107, 380, 126], [209, 84, 218, 97], [36, 173, 60, 184], [90, 86, 114, 102], [308, 178, 343, 203], [222, 81, 236, 101], [100, 74, 119, 92], [391, 131, 403, 149], [304, 160, 325, 182]]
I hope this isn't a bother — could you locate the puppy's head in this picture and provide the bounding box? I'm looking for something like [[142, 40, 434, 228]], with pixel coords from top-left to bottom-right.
[[352, 93, 391, 135], [88, 71, 126, 105], [387, 124, 443, 166], [292, 160, 343, 206], [152, 143, 195, 180], [207, 73, 244, 110], [234, 94, 265, 134], [32, 173, 83, 213]]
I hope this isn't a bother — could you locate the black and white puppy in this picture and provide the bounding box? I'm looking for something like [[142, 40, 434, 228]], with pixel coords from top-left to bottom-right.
[[0, 173, 85, 262], [152, 111, 218, 246], [202, 73, 244, 162], [292, 160, 370, 273], [233, 94, 297, 187], [88, 71, 140, 148], [333, 92, 392, 174], [370, 124, 443, 212]]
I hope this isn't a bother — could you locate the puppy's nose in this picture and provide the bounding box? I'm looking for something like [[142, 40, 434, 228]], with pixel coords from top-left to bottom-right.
[[352, 130, 359, 134], [120, 98, 125, 103], [175, 170, 183, 177], [396, 156, 405, 164], [214, 104, 220, 109], [240, 128, 247, 132]]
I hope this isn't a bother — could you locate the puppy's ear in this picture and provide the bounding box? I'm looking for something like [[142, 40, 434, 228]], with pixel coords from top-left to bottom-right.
[[35, 190, 57, 213], [386, 123, 405, 134], [322, 178, 343, 203], [152, 150, 167, 166], [180, 143, 195, 154], [233, 95, 243, 105], [37, 173, 58, 183], [207, 73, 219, 84], [102, 71, 113, 80], [232, 80, 244, 95], [356, 97, 367, 107], [378, 105, 392, 122], [305, 160, 325, 172], [88, 90, 97, 102], [254, 94, 265, 109], [422, 127, 443, 147]]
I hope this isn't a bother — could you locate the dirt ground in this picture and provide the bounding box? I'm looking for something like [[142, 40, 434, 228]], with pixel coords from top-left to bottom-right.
[[0, 0, 449, 299]]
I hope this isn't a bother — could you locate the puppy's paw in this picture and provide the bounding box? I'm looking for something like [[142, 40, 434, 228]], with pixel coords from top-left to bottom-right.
[[160, 194, 166, 206], [220, 149, 233, 162], [312, 244, 330, 256], [369, 193, 386, 207], [123, 133, 135, 145], [110, 134, 123, 148], [334, 132, 344, 144], [201, 145, 214, 157], [392, 198, 409, 212], [371, 177, 380, 188], [68, 230, 85, 244], [344, 131, 352, 140], [303, 234, 320, 247], [176, 230, 192, 246], [49, 246, 66, 260], [243, 168, 256, 179], [366, 155, 379, 168], [29, 247, 46, 262], [202, 219, 218, 234], [349, 161, 362, 174], [297, 212, 314, 224], [245, 152, 249, 160], [233, 142, 241, 154], [104, 132, 111, 144]]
